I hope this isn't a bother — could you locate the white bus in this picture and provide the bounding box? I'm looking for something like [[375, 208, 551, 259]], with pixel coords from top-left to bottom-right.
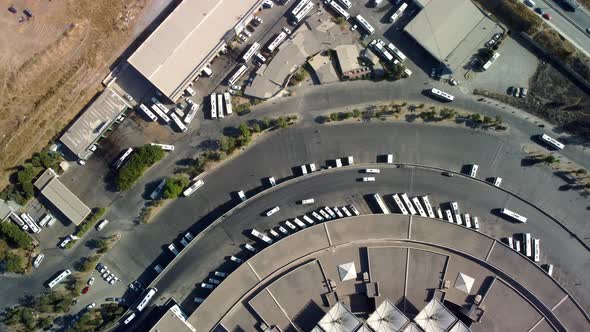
[[224, 92, 233, 115], [469, 164, 478, 178], [385, 43, 406, 62], [184, 103, 199, 125], [482, 52, 500, 71], [463, 214, 472, 228], [48, 269, 72, 288], [151, 97, 169, 114], [136, 287, 158, 312], [436, 207, 443, 219], [444, 210, 453, 223], [421, 196, 435, 218], [370, 39, 395, 63], [500, 208, 527, 223], [411, 197, 427, 217], [355, 15, 375, 35], [150, 104, 171, 123], [38, 213, 52, 227], [150, 179, 167, 200], [21, 215, 40, 234], [268, 31, 288, 52], [533, 238, 540, 262], [389, 2, 408, 23], [210, 93, 217, 119], [336, 0, 352, 9], [540, 134, 564, 150], [400, 193, 417, 215], [150, 143, 175, 151], [523, 233, 532, 258], [293, 1, 314, 22], [327, 1, 350, 20], [123, 313, 136, 325], [450, 202, 462, 225], [242, 42, 261, 62], [291, 0, 311, 17], [386, 154, 394, 164], [472, 216, 480, 230], [506, 237, 514, 249], [171, 113, 188, 132], [183, 179, 204, 197], [303, 215, 315, 224], [113, 148, 134, 170], [393, 195, 409, 215], [429, 88, 455, 102], [217, 93, 224, 119], [372, 193, 390, 214], [251, 229, 273, 244], [228, 64, 248, 86], [138, 104, 158, 121]]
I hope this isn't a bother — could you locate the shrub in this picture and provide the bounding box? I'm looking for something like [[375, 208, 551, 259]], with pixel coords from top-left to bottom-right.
[[440, 108, 457, 120], [276, 116, 288, 128], [116, 145, 165, 191], [251, 123, 261, 133], [352, 109, 361, 118], [79, 255, 100, 272], [4, 252, 25, 273], [330, 113, 338, 121], [162, 176, 190, 199], [0, 222, 32, 249], [74, 207, 106, 237]]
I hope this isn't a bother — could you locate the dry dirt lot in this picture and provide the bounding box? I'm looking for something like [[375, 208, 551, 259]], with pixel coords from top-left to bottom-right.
[[475, 61, 590, 139], [0, 0, 150, 189]]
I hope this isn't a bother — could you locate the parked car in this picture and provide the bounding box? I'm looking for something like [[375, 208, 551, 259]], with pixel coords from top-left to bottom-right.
[[520, 87, 528, 98], [542, 13, 551, 20], [441, 171, 454, 177], [81, 286, 90, 294], [33, 254, 45, 268], [86, 303, 96, 310], [350, 24, 357, 31], [87, 277, 95, 286], [262, 0, 274, 8], [535, 7, 544, 15], [507, 86, 515, 95], [8, 6, 17, 14]]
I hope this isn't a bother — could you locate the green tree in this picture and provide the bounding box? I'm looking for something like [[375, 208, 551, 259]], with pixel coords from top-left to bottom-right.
[[470, 113, 482, 123], [352, 109, 361, 118], [330, 113, 338, 121], [116, 145, 166, 191], [262, 117, 272, 129], [276, 116, 288, 128], [4, 252, 24, 273], [544, 155, 558, 164], [440, 108, 457, 120], [483, 116, 493, 124], [251, 123, 261, 133], [218, 136, 237, 154], [162, 176, 190, 199], [0, 222, 32, 249]]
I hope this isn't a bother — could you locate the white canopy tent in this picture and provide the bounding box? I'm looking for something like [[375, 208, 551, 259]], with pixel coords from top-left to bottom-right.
[[318, 302, 362, 332], [338, 262, 357, 282], [454, 273, 475, 294], [402, 322, 423, 332], [367, 299, 410, 332], [448, 321, 471, 332], [414, 299, 457, 332]]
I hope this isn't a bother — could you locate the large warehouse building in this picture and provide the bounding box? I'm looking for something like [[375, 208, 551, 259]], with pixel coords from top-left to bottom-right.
[[404, 0, 500, 72], [127, 0, 263, 102]]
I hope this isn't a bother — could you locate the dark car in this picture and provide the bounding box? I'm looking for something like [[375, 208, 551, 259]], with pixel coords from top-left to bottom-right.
[[8, 6, 17, 14], [23, 9, 33, 17], [507, 86, 515, 95], [535, 7, 544, 15], [441, 171, 454, 177]]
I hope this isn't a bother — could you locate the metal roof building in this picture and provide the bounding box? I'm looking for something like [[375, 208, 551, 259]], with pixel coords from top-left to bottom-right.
[[404, 0, 498, 71], [33, 169, 91, 225], [127, 0, 263, 101], [59, 88, 129, 160]]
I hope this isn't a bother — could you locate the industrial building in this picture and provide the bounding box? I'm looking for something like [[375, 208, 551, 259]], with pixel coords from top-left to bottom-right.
[[33, 169, 91, 225], [59, 87, 130, 160], [404, 0, 502, 72], [127, 0, 264, 101]]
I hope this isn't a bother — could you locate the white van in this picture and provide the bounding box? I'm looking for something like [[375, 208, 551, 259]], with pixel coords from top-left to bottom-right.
[[365, 168, 380, 174], [362, 177, 376, 182], [96, 219, 109, 231], [266, 206, 280, 216], [300, 198, 315, 205], [493, 177, 502, 187]]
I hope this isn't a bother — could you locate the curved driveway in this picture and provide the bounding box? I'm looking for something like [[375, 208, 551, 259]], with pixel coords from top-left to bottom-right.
[[2, 81, 589, 314], [131, 123, 590, 312]]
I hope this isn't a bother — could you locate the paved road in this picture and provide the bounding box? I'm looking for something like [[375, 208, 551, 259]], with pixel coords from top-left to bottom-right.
[[150, 163, 590, 316], [2, 80, 589, 314]]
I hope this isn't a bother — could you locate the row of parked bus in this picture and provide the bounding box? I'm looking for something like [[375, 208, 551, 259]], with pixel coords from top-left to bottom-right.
[[209, 92, 233, 119], [137, 95, 197, 133]]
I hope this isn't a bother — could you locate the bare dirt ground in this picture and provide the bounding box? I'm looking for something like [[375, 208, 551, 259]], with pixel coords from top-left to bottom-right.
[[0, 0, 150, 189], [475, 62, 590, 139]]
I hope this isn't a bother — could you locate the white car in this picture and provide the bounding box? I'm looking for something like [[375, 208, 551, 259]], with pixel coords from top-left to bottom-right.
[[86, 303, 96, 310], [231, 85, 242, 91], [215, 271, 228, 278], [266, 206, 280, 216], [262, 0, 274, 8], [33, 254, 45, 268], [365, 169, 380, 174], [254, 16, 263, 25], [185, 232, 194, 241], [106, 274, 114, 282], [99, 266, 107, 274], [109, 277, 118, 285], [59, 236, 73, 248], [362, 177, 376, 182], [87, 277, 95, 286], [201, 283, 214, 289], [300, 198, 315, 205], [102, 270, 110, 279]]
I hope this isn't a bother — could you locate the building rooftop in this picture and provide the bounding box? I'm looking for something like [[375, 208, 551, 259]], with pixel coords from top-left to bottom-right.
[[34, 169, 91, 225], [404, 0, 498, 70], [59, 88, 129, 160], [182, 215, 589, 331], [127, 0, 261, 100], [334, 44, 361, 74]]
